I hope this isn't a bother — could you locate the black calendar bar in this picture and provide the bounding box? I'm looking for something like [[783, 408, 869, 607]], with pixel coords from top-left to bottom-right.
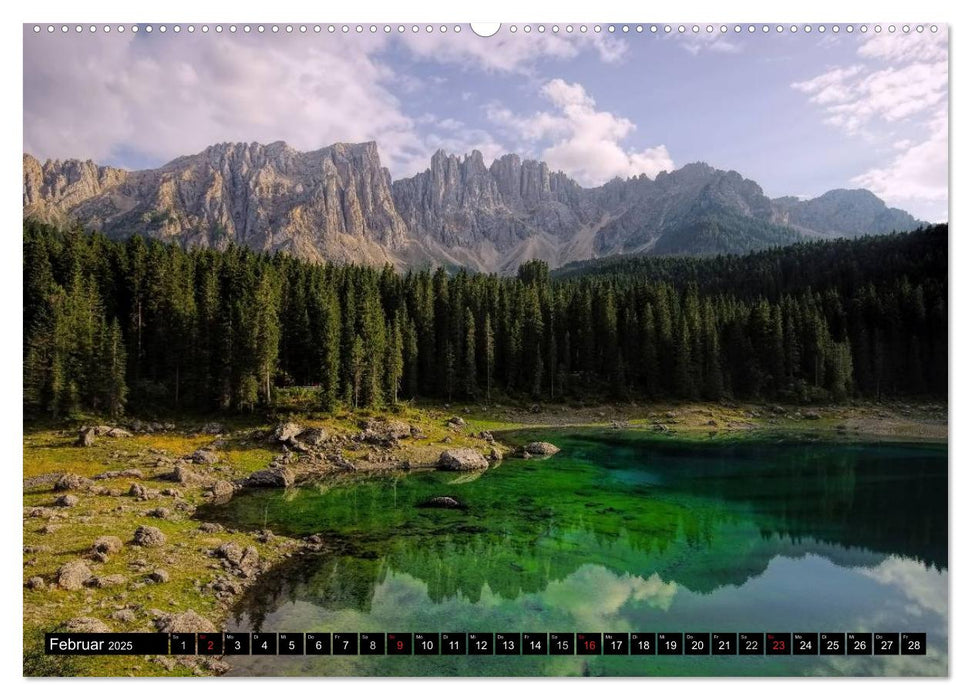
[[43, 631, 929, 656], [45, 633, 170, 655]]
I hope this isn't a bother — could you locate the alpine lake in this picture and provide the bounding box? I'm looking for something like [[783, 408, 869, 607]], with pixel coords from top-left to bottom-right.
[[197, 429, 948, 677]]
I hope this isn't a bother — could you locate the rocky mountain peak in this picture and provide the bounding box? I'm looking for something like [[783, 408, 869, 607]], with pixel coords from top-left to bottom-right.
[[24, 141, 926, 272]]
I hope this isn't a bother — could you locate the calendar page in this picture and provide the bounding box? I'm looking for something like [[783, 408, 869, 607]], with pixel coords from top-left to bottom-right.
[[22, 21, 948, 678]]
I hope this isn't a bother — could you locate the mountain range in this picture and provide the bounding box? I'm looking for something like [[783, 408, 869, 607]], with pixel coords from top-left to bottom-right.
[[23, 140, 924, 273]]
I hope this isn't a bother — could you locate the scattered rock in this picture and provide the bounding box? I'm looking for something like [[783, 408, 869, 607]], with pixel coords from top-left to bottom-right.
[[804, 411, 822, 420], [149, 569, 170, 584], [95, 468, 143, 481], [26, 576, 45, 590], [241, 465, 295, 488], [187, 448, 218, 465], [163, 464, 200, 484], [56, 560, 93, 590], [357, 418, 411, 445], [129, 483, 147, 498], [488, 447, 503, 461], [523, 441, 561, 456], [238, 546, 260, 576], [75, 427, 96, 447], [110, 608, 137, 622], [418, 496, 463, 509], [202, 657, 231, 675], [409, 425, 426, 439], [214, 542, 243, 564], [133, 525, 166, 547], [92, 535, 123, 555], [147, 507, 171, 520], [437, 449, 489, 471], [479, 431, 494, 442], [89, 574, 127, 589], [53, 473, 94, 491], [25, 506, 54, 519], [106, 427, 132, 438], [255, 529, 274, 543], [270, 421, 304, 444], [198, 522, 224, 534], [331, 454, 356, 471], [126, 420, 175, 434], [64, 617, 111, 633], [199, 422, 225, 435], [24, 544, 51, 554], [210, 480, 235, 499], [91, 551, 110, 564], [529, 404, 541, 414], [446, 416, 466, 428], [54, 494, 79, 507], [297, 427, 328, 446], [154, 610, 216, 634], [161, 488, 182, 498]]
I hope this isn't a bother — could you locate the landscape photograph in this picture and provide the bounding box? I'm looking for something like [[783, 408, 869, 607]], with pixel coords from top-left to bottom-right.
[[22, 22, 948, 677]]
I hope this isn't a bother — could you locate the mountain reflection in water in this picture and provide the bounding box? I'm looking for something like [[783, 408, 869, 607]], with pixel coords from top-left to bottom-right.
[[197, 431, 947, 676]]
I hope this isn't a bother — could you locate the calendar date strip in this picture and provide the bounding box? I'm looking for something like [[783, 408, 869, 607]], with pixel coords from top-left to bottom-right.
[[46, 631, 928, 656]]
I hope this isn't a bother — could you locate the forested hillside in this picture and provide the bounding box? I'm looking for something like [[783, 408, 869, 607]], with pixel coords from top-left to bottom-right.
[[23, 220, 947, 418]]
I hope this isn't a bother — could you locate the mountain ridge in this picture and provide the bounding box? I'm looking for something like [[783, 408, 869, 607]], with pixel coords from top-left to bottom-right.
[[23, 141, 926, 272]]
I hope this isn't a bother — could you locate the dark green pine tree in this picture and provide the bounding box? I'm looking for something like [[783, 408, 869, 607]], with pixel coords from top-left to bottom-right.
[[463, 308, 477, 399], [385, 313, 405, 406]]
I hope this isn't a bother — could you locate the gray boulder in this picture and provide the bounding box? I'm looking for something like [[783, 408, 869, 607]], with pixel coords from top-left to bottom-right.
[[154, 609, 216, 634], [437, 449, 489, 471], [242, 465, 295, 488], [170, 464, 203, 484], [56, 560, 93, 590], [214, 542, 243, 564], [187, 448, 218, 465], [89, 574, 127, 589], [523, 441, 561, 456], [210, 480, 235, 499], [271, 421, 304, 443], [297, 427, 328, 446], [133, 525, 166, 547], [64, 617, 111, 633], [54, 494, 79, 507], [54, 473, 94, 491], [92, 535, 123, 555]]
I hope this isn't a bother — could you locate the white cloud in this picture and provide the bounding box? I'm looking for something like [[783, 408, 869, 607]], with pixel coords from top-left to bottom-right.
[[400, 30, 627, 73], [791, 30, 948, 220], [23, 31, 423, 176], [677, 31, 742, 56], [793, 60, 946, 133], [853, 110, 948, 221], [488, 78, 674, 184], [858, 30, 949, 63]]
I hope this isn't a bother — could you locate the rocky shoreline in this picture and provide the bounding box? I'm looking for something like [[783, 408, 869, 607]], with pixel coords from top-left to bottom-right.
[[23, 401, 945, 675]]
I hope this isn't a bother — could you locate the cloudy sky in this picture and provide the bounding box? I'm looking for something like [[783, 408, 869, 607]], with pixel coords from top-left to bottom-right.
[[23, 24, 948, 221]]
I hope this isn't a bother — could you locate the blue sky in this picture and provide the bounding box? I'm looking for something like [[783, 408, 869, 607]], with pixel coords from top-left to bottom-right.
[[23, 24, 948, 220]]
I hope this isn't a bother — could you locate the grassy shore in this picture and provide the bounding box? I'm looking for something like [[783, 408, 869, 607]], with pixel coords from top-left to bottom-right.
[[22, 400, 945, 676]]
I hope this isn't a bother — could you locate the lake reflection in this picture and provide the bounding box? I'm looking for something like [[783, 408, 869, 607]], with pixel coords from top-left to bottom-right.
[[198, 431, 947, 676]]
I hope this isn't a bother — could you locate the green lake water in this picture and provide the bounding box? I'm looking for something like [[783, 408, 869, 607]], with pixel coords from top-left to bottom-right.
[[198, 430, 948, 677]]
